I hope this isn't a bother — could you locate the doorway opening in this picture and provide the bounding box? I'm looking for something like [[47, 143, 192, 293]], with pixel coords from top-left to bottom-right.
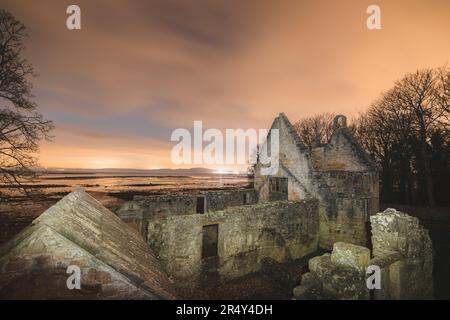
[[243, 192, 251, 204], [196, 196, 205, 214], [202, 224, 218, 259]]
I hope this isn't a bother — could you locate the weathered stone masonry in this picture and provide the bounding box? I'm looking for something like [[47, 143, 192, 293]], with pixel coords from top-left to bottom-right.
[[118, 188, 258, 238], [111, 113, 432, 298], [147, 200, 319, 285], [117, 113, 380, 286], [254, 114, 379, 250], [0, 190, 177, 299], [0, 109, 433, 300], [370, 208, 433, 299], [293, 208, 433, 300]]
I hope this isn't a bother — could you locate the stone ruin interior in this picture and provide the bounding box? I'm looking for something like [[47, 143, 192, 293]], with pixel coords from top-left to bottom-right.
[[0, 114, 434, 299]]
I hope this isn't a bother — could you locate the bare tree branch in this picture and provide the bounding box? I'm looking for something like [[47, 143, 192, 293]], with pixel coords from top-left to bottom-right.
[[0, 9, 53, 202]]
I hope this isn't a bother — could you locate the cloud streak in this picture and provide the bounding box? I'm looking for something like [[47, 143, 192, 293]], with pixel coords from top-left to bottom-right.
[[2, 0, 449, 169]]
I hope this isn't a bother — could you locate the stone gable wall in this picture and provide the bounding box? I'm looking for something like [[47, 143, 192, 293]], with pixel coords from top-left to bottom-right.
[[254, 115, 317, 202], [254, 114, 379, 250]]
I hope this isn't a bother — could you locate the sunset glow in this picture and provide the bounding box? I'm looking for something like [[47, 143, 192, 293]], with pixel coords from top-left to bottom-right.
[[2, 0, 449, 169]]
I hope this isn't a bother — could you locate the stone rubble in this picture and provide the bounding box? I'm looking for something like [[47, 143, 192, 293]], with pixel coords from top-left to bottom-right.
[[293, 208, 433, 300]]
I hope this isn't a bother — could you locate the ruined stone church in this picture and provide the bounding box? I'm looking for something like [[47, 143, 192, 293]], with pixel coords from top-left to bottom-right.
[[254, 113, 379, 249], [0, 114, 433, 299]]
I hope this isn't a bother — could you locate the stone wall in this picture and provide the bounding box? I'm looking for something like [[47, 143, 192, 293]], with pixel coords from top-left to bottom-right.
[[254, 114, 379, 251], [117, 188, 258, 239], [254, 114, 317, 203], [205, 189, 258, 212], [312, 127, 380, 249], [317, 170, 379, 249], [312, 129, 373, 172], [147, 200, 319, 286]]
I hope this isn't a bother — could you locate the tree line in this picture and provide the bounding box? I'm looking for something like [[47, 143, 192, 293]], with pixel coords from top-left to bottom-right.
[[294, 67, 449, 207]]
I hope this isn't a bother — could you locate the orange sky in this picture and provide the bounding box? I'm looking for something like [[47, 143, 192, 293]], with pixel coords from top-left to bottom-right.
[[2, 0, 449, 170]]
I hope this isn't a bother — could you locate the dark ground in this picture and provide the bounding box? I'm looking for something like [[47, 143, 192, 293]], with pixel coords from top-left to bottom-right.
[[174, 255, 317, 300], [426, 220, 450, 299]]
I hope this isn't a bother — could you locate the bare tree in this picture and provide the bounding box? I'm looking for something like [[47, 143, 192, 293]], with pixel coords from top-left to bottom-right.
[[0, 10, 53, 200], [392, 68, 449, 206], [294, 113, 335, 150], [354, 67, 449, 206], [353, 90, 416, 203]]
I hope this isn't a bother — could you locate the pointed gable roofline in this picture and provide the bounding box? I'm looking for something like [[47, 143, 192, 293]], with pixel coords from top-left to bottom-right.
[[261, 113, 377, 172], [271, 112, 306, 150], [329, 115, 378, 171], [0, 189, 177, 299]]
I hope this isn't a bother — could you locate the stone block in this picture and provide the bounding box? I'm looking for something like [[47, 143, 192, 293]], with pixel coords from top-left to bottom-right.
[[321, 266, 368, 299], [308, 253, 331, 274], [293, 285, 308, 299], [331, 242, 370, 272], [301, 272, 320, 289], [370, 208, 433, 299]]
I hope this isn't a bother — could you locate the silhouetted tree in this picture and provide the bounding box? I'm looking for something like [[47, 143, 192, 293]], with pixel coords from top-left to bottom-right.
[[295, 67, 449, 207], [294, 113, 335, 150], [0, 10, 53, 200], [355, 67, 449, 206], [395, 68, 448, 206]]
